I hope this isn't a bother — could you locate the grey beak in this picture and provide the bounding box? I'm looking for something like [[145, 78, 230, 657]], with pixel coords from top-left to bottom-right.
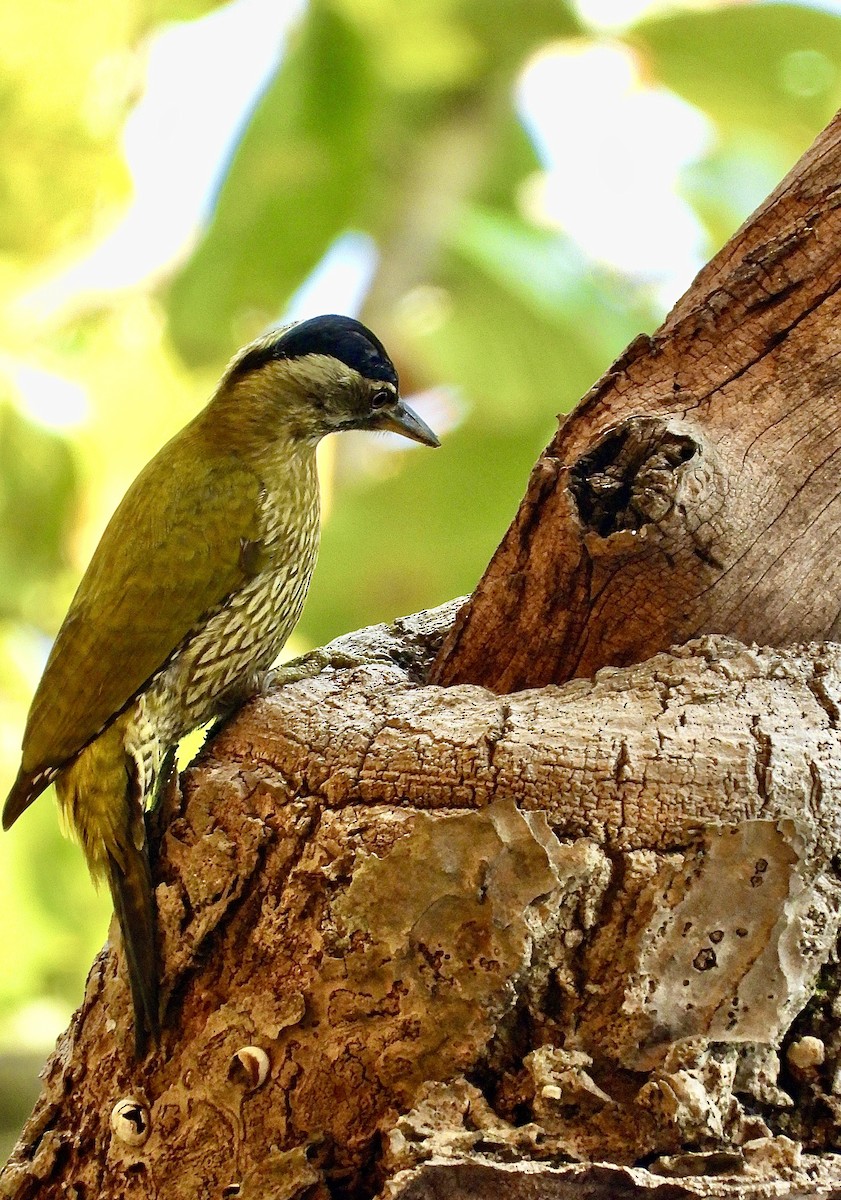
[[377, 400, 441, 448]]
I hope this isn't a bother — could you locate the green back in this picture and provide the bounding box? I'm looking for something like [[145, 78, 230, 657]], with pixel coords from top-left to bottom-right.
[[21, 419, 263, 773]]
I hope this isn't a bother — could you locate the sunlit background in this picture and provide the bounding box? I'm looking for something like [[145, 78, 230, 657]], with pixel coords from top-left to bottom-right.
[[1, 0, 840, 1153]]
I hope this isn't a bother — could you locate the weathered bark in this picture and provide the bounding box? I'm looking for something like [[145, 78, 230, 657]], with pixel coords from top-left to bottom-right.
[[2, 611, 841, 1199], [431, 112, 841, 693]]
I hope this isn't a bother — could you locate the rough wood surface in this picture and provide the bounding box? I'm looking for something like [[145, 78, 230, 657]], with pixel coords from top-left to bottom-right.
[[3, 609, 841, 1199], [431, 112, 841, 693], [382, 1153, 841, 1200]]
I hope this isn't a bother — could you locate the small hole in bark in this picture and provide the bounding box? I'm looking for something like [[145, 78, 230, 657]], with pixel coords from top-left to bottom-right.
[[568, 418, 698, 537], [693, 948, 717, 971], [542, 969, 567, 1019]]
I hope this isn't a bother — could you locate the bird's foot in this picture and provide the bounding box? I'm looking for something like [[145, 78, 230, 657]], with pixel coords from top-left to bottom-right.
[[258, 647, 372, 694]]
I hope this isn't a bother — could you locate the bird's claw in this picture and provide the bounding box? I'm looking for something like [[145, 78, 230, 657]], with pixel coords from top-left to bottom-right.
[[260, 648, 371, 693]]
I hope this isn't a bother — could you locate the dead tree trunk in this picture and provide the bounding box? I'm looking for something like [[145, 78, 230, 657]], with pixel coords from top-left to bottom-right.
[[3, 117, 841, 1200]]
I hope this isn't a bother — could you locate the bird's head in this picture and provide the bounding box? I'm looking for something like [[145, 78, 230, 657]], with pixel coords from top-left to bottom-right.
[[217, 314, 440, 451]]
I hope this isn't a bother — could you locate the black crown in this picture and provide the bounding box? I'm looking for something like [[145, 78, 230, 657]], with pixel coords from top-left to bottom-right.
[[234, 315, 398, 387]]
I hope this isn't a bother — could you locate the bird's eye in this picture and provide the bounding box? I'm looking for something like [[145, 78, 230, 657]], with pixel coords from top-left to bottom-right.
[[371, 389, 392, 409]]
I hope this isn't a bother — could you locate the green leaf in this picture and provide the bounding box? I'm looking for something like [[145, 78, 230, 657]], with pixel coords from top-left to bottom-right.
[[141, 0, 230, 22], [0, 402, 78, 628], [305, 421, 551, 645], [333, 0, 581, 91], [629, 4, 841, 155], [167, 1, 377, 364], [401, 205, 655, 425], [0, 0, 227, 273]]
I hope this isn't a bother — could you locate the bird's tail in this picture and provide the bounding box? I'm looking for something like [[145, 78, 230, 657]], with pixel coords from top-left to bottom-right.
[[3, 764, 56, 830], [106, 839, 159, 1058], [55, 721, 160, 1058]]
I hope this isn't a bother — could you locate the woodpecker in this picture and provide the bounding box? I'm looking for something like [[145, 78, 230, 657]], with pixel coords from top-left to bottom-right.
[[3, 314, 439, 1055]]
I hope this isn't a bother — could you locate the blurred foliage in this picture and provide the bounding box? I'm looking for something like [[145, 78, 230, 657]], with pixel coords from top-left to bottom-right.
[[0, 0, 226, 274], [630, 4, 841, 248], [168, 0, 583, 361], [0, 0, 840, 1114], [630, 5, 841, 149], [0, 402, 76, 625]]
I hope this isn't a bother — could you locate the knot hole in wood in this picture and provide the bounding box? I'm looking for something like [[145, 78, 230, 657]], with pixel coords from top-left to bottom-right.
[[568, 416, 702, 539]]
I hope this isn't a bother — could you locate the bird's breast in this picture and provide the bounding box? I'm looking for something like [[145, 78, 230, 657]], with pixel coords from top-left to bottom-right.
[[141, 477, 321, 743]]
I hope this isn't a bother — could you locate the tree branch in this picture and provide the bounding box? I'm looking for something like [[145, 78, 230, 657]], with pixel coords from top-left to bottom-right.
[[431, 112, 841, 692]]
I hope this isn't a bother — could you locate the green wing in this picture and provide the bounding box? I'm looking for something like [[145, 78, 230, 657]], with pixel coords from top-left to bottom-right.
[[20, 421, 264, 776]]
